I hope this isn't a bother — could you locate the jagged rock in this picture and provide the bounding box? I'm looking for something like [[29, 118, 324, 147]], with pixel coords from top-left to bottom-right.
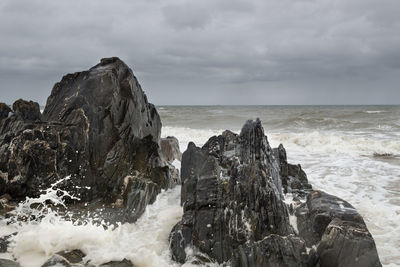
[[160, 136, 182, 162], [170, 119, 381, 266], [0, 57, 177, 222], [170, 119, 296, 264], [0, 259, 20, 267], [231, 234, 316, 267], [0, 103, 11, 123], [12, 99, 41, 121], [273, 144, 312, 195], [122, 174, 160, 222]]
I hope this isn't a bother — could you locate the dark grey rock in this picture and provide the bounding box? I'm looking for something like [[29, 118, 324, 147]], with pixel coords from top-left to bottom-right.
[[170, 119, 381, 266], [0, 236, 10, 253], [170, 119, 294, 264], [296, 190, 365, 246], [0, 103, 11, 123], [12, 99, 41, 121], [41, 254, 71, 267], [0, 259, 20, 267], [99, 259, 134, 267], [231, 234, 316, 267], [317, 218, 381, 267], [273, 144, 312, 195], [0, 57, 177, 222]]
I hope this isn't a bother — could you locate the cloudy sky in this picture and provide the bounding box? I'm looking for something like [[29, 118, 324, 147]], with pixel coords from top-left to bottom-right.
[[0, 0, 399, 105]]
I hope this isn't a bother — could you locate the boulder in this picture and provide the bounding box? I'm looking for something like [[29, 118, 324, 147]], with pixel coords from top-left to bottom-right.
[[160, 136, 182, 162], [296, 190, 381, 266], [0, 57, 177, 222], [295, 190, 365, 246], [317, 218, 381, 267]]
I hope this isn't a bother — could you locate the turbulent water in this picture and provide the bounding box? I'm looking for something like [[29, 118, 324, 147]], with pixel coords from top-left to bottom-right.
[[1, 105, 399, 266]]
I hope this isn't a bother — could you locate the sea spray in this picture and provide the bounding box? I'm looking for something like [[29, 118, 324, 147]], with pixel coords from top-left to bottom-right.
[[1, 176, 187, 267]]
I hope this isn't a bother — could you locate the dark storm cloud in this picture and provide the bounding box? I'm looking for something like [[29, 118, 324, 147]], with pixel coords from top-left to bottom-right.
[[0, 0, 399, 105]]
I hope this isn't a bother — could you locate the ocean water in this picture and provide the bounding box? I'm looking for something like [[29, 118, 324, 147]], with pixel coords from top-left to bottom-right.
[[1, 105, 399, 266]]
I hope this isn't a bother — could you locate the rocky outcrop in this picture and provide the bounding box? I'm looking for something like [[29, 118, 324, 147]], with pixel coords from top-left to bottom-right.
[[169, 119, 381, 266], [0, 57, 177, 222], [160, 136, 182, 162], [169, 119, 308, 264]]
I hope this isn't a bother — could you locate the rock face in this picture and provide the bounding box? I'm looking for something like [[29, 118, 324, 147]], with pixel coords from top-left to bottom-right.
[[0, 57, 177, 222], [160, 136, 182, 162], [169, 119, 381, 266], [296, 191, 381, 267]]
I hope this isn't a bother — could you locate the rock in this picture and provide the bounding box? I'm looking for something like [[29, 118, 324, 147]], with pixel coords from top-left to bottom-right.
[[317, 218, 381, 267], [0, 236, 9, 253], [160, 136, 182, 162], [122, 174, 160, 222], [231, 234, 316, 267], [170, 119, 295, 264], [296, 190, 381, 266], [41, 250, 91, 267], [0, 57, 177, 222], [41, 254, 72, 267], [273, 144, 312, 195], [0, 103, 11, 123], [12, 99, 41, 121], [99, 259, 134, 267], [170, 119, 381, 266], [295, 190, 365, 246], [57, 250, 86, 264], [0, 259, 20, 267]]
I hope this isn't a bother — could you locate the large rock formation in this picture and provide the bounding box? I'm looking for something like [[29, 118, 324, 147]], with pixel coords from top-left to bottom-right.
[[0, 57, 177, 222], [169, 119, 381, 266]]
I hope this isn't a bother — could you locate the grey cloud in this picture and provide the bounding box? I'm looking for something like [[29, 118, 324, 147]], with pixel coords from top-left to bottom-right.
[[0, 0, 399, 105]]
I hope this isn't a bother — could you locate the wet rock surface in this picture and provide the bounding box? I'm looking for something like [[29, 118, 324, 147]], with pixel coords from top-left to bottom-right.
[[40, 249, 134, 267], [0, 259, 20, 267], [160, 136, 182, 162], [296, 191, 381, 267], [0, 57, 178, 222], [169, 119, 381, 266]]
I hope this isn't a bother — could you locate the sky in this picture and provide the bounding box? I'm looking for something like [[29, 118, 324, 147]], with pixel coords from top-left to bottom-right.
[[0, 0, 399, 105]]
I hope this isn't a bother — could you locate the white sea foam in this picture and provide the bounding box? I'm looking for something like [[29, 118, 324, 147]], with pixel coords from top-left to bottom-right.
[[365, 110, 387, 114], [2, 183, 184, 267]]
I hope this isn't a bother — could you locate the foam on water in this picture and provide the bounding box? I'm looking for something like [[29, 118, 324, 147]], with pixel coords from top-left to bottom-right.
[[1, 179, 185, 267]]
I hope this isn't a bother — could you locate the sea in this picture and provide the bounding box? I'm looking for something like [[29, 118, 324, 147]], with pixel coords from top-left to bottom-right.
[[1, 105, 399, 267]]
